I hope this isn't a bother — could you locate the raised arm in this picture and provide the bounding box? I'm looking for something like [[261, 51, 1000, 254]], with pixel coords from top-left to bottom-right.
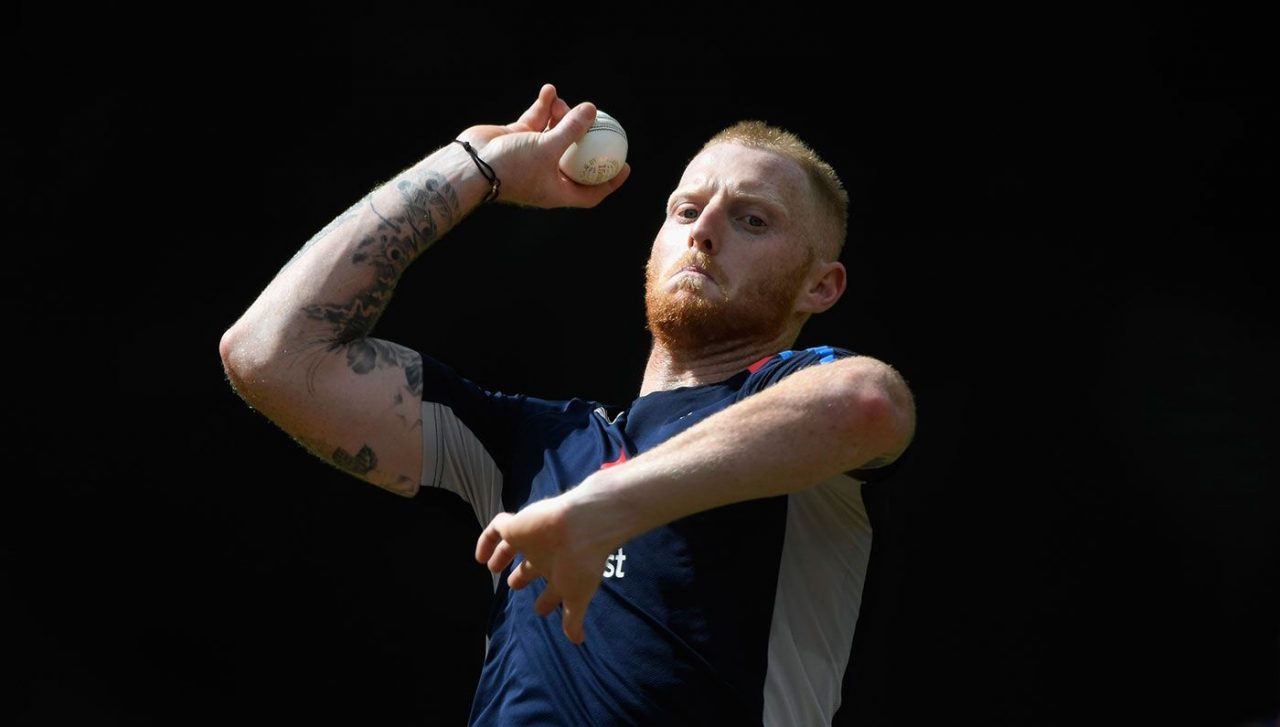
[[218, 84, 630, 497], [475, 354, 915, 642]]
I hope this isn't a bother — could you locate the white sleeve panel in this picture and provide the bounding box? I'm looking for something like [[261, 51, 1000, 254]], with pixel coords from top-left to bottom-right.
[[421, 401, 505, 530], [763, 474, 873, 727]]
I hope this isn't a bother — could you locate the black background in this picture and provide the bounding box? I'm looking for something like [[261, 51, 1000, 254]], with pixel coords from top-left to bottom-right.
[[9, 3, 1278, 725]]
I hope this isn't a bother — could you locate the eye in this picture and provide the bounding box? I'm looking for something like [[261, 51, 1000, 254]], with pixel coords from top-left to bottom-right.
[[676, 205, 700, 221], [744, 215, 766, 228]]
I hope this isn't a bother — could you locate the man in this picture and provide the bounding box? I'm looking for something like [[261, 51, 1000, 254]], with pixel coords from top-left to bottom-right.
[[220, 83, 915, 726]]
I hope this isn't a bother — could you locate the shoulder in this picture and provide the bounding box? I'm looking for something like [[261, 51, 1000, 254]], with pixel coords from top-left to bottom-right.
[[742, 345, 859, 392]]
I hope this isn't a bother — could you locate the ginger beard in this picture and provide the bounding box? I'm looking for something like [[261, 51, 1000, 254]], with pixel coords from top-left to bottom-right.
[[644, 246, 814, 351]]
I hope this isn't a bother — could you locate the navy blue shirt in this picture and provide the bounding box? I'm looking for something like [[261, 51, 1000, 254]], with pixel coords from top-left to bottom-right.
[[417, 346, 886, 726]]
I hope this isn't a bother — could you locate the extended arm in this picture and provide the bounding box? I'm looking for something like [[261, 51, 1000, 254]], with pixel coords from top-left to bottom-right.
[[218, 84, 630, 496], [475, 354, 915, 642]]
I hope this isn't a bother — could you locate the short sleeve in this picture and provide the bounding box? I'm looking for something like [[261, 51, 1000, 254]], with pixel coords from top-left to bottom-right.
[[417, 355, 525, 527], [738, 345, 858, 397]]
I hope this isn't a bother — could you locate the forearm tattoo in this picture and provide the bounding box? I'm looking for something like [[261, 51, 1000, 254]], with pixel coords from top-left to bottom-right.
[[299, 168, 457, 358], [289, 169, 457, 479], [280, 193, 372, 273]]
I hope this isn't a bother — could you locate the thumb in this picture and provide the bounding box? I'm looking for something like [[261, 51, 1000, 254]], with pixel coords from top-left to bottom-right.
[[545, 102, 598, 152]]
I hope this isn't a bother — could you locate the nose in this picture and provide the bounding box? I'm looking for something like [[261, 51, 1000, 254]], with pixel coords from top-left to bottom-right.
[[687, 234, 715, 255], [687, 204, 720, 255]]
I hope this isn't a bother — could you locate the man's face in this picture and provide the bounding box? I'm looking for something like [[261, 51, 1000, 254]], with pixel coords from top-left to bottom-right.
[[645, 142, 818, 350]]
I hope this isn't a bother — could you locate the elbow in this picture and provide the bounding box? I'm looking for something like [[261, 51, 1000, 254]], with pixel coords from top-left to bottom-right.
[[216, 325, 240, 383], [834, 360, 916, 464], [218, 325, 238, 376], [219, 321, 264, 402]]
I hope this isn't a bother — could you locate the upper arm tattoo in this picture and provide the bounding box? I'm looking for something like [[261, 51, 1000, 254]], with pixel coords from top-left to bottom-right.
[[343, 339, 423, 398]]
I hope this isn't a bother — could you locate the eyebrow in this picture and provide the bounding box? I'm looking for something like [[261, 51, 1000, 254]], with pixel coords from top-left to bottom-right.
[[666, 182, 789, 216]]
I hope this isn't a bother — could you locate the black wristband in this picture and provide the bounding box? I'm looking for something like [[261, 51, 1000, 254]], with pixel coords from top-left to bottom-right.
[[454, 139, 501, 203]]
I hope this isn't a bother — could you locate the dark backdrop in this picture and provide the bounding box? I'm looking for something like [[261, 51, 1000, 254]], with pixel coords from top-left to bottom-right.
[[10, 3, 1277, 725]]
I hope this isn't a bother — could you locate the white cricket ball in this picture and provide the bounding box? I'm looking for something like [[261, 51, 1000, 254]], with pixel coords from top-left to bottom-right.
[[559, 110, 628, 185]]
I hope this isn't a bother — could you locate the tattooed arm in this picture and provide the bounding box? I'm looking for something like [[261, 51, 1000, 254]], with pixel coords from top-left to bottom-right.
[[219, 84, 630, 496]]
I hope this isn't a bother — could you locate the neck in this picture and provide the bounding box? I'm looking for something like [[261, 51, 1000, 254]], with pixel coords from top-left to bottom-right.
[[639, 329, 797, 396]]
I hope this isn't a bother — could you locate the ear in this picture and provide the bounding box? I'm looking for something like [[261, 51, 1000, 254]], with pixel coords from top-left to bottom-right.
[[796, 261, 846, 314]]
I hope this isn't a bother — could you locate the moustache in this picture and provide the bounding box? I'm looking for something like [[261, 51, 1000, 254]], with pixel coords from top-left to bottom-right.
[[666, 251, 721, 282]]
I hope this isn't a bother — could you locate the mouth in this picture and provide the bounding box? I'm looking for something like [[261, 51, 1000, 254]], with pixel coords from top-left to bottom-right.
[[675, 264, 714, 282]]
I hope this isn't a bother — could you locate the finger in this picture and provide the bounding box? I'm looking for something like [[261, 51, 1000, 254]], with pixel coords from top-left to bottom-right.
[[514, 83, 558, 131], [507, 557, 539, 590], [474, 512, 513, 564], [486, 539, 520, 574], [561, 598, 587, 644], [609, 162, 632, 189], [545, 96, 571, 131], [544, 102, 597, 151], [533, 583, 560, 617], [570, 162, 632, 209]]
